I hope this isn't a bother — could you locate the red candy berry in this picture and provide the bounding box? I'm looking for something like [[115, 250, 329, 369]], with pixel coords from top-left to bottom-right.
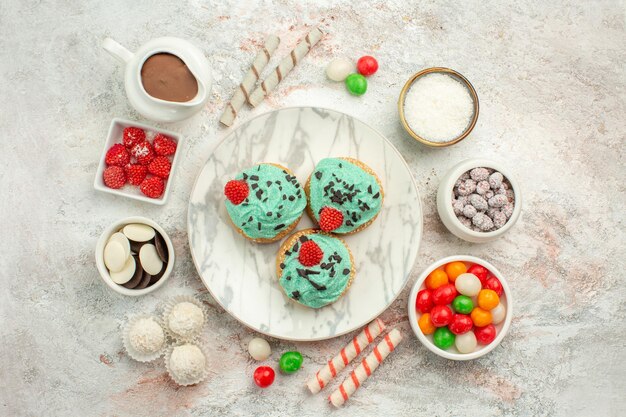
[[429, 305, 453, 327], [415, 289, 433, 314], [432, 283, 458, 305], [103, 166, 126, 189], [319, 207, 343, 232], [147, 156, 171, 179], [105, 143, 130, 167], [468, 264, 489, 285], [224, 180, 249, 205], [474, 324, 497, 344], [130, 141, 155, 165], [122, 127, 146, 149], [484, 276, 503, 296], [124, 164, 147, 186], [357, 56, 378, 77], [153, 134, 177, 156], [299, 240, 324, 267], [448, 314, 474, 335], [140, 176, 164, 199], [253, 366, 275, 388]]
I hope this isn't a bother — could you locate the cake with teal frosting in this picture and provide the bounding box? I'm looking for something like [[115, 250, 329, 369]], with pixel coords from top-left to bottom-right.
[[224, 163, 306, 243], [276, 229, 355, 308], [305, 157, 383, 234]]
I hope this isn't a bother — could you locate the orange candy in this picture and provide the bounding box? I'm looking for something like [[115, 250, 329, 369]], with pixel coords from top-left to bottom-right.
[[418, 313, 436, 335], [444, 262, 467, 282], [425, 269, 449, 290], [477, 289, 500, 310], [471, 307, 492, 327]]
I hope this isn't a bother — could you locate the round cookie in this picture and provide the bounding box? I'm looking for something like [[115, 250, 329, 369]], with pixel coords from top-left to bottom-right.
[[276, 229, 355, 309], [305, 157, 383, 234], [224, 163, 306, 243]]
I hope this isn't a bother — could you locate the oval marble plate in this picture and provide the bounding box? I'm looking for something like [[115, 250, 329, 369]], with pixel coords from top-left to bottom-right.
[[188, 107, 422, 341]]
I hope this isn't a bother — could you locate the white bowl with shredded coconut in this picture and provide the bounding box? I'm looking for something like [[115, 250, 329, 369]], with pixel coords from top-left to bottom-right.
[[399, 68, 478, 147]]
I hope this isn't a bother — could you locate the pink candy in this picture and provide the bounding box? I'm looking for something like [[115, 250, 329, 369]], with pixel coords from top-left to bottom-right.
[[452, 167, 515, 232]]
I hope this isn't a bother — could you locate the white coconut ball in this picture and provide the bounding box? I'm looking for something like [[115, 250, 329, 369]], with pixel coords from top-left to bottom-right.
[[167, 302, 204, 339]]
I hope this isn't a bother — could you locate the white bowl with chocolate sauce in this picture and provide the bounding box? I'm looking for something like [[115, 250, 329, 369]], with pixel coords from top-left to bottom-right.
[[103, 37, 212, 123], [95, 216, 175, 296]]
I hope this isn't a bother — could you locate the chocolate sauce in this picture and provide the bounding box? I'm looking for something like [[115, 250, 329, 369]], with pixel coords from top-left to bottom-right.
[[140, 53, 198, 102]]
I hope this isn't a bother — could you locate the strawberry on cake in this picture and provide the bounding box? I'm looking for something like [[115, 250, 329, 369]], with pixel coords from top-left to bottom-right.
[[276, 229, 355, 308]]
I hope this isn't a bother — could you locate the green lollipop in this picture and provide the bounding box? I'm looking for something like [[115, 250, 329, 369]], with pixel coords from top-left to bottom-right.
[[279, 351, 303, 374]]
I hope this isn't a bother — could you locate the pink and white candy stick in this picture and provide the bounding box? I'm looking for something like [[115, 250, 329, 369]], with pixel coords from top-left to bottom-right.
[[306, 318, 385, 394], [328, 328, 403, 407]]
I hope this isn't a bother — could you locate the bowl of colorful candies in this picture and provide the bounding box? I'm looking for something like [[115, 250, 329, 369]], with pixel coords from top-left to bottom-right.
[[408, 255, 512, 360]]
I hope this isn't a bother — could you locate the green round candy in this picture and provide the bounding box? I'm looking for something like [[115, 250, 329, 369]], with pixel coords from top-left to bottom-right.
[[345, 73, 367, 96], [452, 295, 474, 314], [279, 351, 303, 374], [433, 327, 455, 350]]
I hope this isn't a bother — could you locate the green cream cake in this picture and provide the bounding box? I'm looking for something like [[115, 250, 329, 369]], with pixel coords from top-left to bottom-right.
[[276, 229, 355, 309], [306, 157, 383, 234], [224, 163, 306, 242]]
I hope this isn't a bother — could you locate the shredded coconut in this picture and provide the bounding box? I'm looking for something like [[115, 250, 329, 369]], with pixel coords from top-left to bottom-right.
[[404, 73, 474, 142], [167, 302, 204, 338], [169, 344, 206, 381], [129, 318, 165, 354]]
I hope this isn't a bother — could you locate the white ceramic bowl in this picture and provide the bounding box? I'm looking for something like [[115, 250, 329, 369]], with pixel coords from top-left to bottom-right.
[[93, 118, 183, 205], [408, 255, 513, 360], [95, 216, 175, 296], [398, 67, 479, 148], [437, 158, 522, 243]]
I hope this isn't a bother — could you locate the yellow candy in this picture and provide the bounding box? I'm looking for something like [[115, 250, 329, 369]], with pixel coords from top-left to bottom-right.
[[477, 289, 500, 310], [425, 269, 448, 290], [418, 313, 436, 335], [445, 262, 467, 282], [471, 307, 492, 327]]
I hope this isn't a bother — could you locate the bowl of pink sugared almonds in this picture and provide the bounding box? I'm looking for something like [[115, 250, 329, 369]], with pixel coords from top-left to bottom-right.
[[437, 159, 521, 243]]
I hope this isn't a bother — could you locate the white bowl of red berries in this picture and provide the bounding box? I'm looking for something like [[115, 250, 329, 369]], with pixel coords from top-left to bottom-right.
[[94, 118, 181, 205]]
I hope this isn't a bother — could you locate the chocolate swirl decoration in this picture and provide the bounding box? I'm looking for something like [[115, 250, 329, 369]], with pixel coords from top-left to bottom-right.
[[308, 158, 382, 233]]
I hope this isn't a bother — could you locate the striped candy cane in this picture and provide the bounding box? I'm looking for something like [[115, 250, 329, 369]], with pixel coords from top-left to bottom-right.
[[306, 318, 385, 394], [328, 328, 403, 407]]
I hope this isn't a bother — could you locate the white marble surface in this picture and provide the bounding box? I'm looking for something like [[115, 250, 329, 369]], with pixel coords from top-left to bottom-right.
[[188, 107, 421, 340], [1, 1, 624, 416]]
